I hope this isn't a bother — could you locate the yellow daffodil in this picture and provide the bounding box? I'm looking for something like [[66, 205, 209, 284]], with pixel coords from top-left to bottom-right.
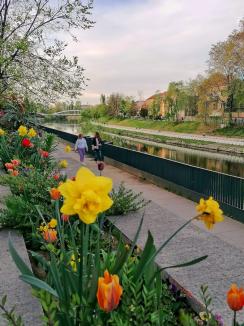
[[48, 218, 57, 229], [38, 223, 48, 232], [0, 128, 5, 136], [58, 167, 113, 224], [65, 145, 71, 153], [18, 125, 28, 136], [196, 197, 224, 230], [28, 128, 37, 138], [59, 160, 68, 168]]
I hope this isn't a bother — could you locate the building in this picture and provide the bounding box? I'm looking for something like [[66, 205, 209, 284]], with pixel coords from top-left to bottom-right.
[[142, 92, 168, 116]]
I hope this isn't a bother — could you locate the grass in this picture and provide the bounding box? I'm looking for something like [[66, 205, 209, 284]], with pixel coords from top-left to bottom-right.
[[214, 126, 244, 137], [98, 117, 213, 134], [98, 125, 214, 146]]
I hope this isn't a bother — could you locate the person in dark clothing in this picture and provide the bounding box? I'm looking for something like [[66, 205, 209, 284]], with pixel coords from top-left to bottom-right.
[[92, 132, 103, 162]]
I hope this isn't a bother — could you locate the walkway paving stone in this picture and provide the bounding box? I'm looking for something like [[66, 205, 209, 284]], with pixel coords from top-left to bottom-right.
[[0, 172, 43, 325], [56, 141, 244, 325], [0, 229, 43, 325]]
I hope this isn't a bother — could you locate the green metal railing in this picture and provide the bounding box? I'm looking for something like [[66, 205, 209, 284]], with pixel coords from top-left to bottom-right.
[[42, 126, 244, 222]]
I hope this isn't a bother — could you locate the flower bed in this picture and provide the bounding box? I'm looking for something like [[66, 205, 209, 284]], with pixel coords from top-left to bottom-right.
[[0, 124, 243, 326]]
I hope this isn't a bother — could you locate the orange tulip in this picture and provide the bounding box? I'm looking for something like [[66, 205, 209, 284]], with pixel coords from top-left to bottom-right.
[[227, 284, 244, 311], [11, 170, 19, 176], [43, 229, 57, 243], [97, 270, 123, 312], [50, 188, 61, 200]]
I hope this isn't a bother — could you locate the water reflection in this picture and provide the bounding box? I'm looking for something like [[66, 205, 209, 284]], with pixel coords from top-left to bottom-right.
[[119, 139, 244, 177], [44, 122, 244, 178]]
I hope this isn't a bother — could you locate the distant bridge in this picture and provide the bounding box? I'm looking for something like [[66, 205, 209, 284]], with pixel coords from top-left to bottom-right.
[[37, 110, 82, 117]]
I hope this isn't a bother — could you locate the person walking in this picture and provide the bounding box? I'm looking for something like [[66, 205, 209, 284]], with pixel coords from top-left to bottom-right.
[[75, 133, 88, 165], [92, 132, 103, 163]]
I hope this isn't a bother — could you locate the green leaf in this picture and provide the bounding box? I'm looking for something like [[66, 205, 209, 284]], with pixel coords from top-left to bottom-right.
[[29, 251, 49, 269], [8, 235, 33, 276], [133, 231, 156, 282], [19, 275, 59, 298], [111, 216, 144, 274], [149, 255, 208, 285], [160, 255, 208, 271]]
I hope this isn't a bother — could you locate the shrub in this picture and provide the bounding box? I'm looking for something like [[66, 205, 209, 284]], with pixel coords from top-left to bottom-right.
[[0, 195, 40, 229], [0, 96, 39, 130], [106, 182, 150, 216]]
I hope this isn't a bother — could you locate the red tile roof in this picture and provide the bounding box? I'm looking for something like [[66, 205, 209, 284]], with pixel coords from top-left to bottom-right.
[[145, 91, 167, 101]]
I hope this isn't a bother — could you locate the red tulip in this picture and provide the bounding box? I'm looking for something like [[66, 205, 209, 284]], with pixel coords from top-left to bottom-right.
[[5, 162, 14, 170], [61, 214, 70, 222], [11, 159, 20, 166], [21, 138, 31, 148], [40, 149, 49, 158], [98, 162, 105, 171], [53, 174, 60, 181]]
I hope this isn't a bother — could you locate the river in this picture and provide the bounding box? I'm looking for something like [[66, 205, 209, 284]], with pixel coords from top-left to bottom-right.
[[44, 122, 244, 178]]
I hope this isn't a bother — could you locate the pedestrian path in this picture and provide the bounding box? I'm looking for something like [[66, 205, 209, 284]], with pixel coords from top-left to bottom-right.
[[56, 141, 244, 325]]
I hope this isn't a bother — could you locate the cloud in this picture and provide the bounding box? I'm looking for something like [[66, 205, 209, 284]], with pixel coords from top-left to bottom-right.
[[65, 0, 244, 104]]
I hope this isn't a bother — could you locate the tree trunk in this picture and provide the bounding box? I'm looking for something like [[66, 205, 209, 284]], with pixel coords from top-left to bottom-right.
[[226, 92, 233, 125]]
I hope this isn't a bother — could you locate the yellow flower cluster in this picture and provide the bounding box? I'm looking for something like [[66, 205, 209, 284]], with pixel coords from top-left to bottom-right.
[[28, 128, 37, 138], [0, 128, 5, 136], [65, 145, 71, 153], [196, 196, 224, 230], [58, 167, 113, 224], [59, 160, 68, 168], [38, 223, 48, 232], [17, 125, 37, 138], [18, 125, 28, 136], [48, 218, 57, 228], [38, 218, 57, 232]]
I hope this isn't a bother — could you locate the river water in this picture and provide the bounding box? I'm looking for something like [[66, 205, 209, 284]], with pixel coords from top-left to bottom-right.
[[44, 122, 244, 178]]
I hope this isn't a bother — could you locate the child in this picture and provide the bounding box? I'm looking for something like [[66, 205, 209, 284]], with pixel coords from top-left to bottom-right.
[[75, 133, 88, 164]]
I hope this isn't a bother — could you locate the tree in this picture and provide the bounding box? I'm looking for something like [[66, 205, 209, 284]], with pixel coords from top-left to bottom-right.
[[232, 79, 244, 110], [107, 93, 121, 117], [208, 18, 244, 122], [119, 96, 135, 117], [128, 100, 137, 117], [148, 91, 161, 119], [100, 94, 106, 105], [165, 82, 188, 121], [185, 77, 202, 116], [140, 107, 148, 118], [0, 0, 94, 103]]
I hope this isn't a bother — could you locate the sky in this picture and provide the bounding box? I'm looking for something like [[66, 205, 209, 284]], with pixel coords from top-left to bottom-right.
[[66, 0, 244, 104]]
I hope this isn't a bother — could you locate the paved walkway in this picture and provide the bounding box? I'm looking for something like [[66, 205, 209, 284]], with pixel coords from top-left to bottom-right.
[[56, 142, 244, 325], [94, 122, 244, 146], [0, 176, 43, 325]]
